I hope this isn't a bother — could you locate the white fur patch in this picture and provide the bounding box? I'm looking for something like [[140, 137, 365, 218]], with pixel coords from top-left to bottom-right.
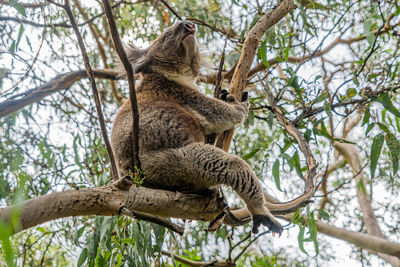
[[152, 65, 198, 91]]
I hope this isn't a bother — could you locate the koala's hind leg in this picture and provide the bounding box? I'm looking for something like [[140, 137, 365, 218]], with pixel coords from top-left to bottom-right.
[[140, 143, 283, 235]]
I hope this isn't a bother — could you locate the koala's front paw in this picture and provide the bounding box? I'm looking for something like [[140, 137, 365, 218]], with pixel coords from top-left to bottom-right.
[[219, 89, 235, 103], [241, 91, 248, 102], [252, 215, 283, 236], [220, 90, 249, 103]]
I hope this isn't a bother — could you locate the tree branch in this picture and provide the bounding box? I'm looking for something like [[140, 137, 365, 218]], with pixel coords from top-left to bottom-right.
[[280, 214, 400, 259], [0, 69, 119, 118], [335, 142, 400, 265], [216, 0, 296, 152], [0, 187, 126, 234], [102, 0, 141, 174]]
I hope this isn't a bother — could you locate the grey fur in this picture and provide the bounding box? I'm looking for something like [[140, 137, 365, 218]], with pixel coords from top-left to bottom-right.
[[111, 21, 283, 234]]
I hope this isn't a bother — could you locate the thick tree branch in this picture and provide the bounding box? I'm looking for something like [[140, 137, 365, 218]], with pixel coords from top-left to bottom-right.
[[216, 0, 296, 152], [0, 182, 309, 236], [1, 183, 399, 260], [0, 187, 126, 234]]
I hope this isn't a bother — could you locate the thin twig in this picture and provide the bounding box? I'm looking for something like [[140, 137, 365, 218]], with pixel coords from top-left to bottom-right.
[[121, 207, 184, 235], [159, 0, 182, 20], [102, 0, 141, 175], [233, 230, 270, 262], [62, 0, 119, 181]]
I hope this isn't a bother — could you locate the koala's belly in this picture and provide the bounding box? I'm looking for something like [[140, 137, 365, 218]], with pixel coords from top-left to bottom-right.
[[139, 103, 204, 151]]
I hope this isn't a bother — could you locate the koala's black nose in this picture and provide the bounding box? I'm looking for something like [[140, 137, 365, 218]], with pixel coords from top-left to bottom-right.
[[182, 21, 196, 34]]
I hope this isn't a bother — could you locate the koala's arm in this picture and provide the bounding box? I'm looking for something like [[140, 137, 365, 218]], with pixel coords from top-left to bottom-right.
[[185, 91, 249, 134]]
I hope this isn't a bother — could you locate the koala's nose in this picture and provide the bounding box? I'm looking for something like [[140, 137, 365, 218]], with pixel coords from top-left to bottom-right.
[[183, 21, 196, 34]]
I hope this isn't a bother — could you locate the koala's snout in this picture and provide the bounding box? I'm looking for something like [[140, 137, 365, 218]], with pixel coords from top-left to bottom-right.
[[183, 21, 196, 34]]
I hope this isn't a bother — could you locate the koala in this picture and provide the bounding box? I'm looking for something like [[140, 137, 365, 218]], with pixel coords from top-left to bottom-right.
[[111, 21, 283, 235]]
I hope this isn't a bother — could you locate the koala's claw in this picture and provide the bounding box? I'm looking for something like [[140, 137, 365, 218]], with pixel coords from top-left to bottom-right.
[[252, 215, 283, 236]]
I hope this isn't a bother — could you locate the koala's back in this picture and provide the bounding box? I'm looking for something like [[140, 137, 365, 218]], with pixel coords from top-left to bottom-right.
[[111, 74, 204, 168]]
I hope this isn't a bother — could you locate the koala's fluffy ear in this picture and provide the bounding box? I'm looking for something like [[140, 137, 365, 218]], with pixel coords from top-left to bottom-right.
[[125, 43, 152, 73]]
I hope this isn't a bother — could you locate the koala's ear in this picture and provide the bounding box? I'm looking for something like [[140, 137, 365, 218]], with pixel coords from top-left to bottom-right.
[[125, 43, 151, 73]]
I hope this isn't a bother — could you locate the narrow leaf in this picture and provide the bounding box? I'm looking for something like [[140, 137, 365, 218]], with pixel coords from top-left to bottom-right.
[[242, 148, 260, 160], [385, 133, 400, 174], [370, 133, 384, 178], [298, 225, 308, 255], [293, 151, 303, 179], [272, 159, 282, 191], [77, 248, 88, 267], [376, 93, 400, 118]]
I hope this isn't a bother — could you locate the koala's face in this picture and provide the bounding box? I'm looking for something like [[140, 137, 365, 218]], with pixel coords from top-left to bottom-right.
[[148, 21, 201, 76]]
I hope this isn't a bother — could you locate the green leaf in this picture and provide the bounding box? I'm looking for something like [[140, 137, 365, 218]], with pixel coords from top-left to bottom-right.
[[282, 153, 295, 171], [272, 159, 282, 191], [318, 210, 329, 220], [377, 122, 390, 134], [0, 222, 15, 267], [370, 133, 384, 178], [9, 0, 26, 17], [362, 105, 370, 126], [73, 135, 83, 168], [375, 93, 400, 118], [297, 225, 308, 255], [319, 122, 332, 139], [9, 41, 16, 55], [77, 248, 88, 267], [385, 133, 400, 175], [25, 36, 33, 52], [365, 123, 375, 135], [242, 148, 260, 160], [291, 208, 302, 224], [307, 212, 319, 255], [346, 88, 357, 98], [357, 179, 366, 194], [257, 40, 270, 68], [293, 151, 303, 179], [16, 24, 24, 50], [74, 226, 85, 245], [289, 75, 300, 90], [352, 76, 359, 86]]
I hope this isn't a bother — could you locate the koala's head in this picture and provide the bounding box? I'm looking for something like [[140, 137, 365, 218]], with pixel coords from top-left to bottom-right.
[[125, 21, 202, 81]]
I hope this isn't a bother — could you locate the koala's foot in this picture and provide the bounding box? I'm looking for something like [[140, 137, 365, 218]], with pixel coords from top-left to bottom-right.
[[252, 215, 283, 235]]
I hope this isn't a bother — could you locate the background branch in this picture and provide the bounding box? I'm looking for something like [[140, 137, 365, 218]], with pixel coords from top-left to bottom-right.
[[0, 69, 119, 118]]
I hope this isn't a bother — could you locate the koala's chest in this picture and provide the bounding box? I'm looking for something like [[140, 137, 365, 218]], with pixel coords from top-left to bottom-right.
[[139, 101, 205, 149]]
